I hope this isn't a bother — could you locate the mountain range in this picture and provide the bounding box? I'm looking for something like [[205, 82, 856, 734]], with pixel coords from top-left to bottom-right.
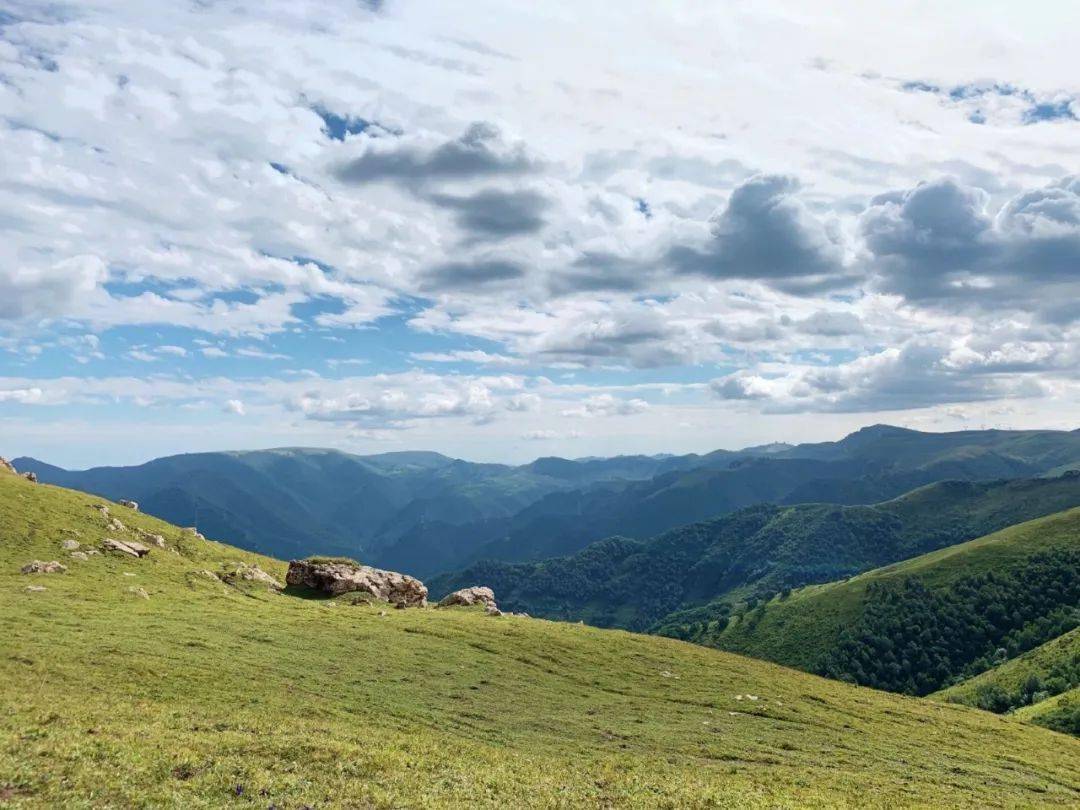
[[17, 425, 1080, 578]]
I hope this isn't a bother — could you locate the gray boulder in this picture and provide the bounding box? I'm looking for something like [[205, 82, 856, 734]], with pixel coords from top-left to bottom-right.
[[22, 471, 37, 483], [0, 457, 15, 474], [286, 559, 427, 607], [119, 500, 139, 510], [21, 560, 67, 574], [438, 586, 498, 610], [221, 562, 284, 590], [102, 538, 151, 558]]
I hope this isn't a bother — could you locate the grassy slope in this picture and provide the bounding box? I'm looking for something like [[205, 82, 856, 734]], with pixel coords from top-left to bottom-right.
[[1, 473, 1078, 808], [935, 628, 1080, 706], [1017, 688, 1080, 735], [705, 508, 1080, 673]]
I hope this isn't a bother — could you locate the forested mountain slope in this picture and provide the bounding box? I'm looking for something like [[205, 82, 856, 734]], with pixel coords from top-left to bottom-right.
[[432, 474, 1080, 631], [691, 509, 1080, 696]]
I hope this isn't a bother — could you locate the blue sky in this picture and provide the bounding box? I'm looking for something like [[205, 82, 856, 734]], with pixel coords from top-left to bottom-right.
[[1, 1, 1078, 468]]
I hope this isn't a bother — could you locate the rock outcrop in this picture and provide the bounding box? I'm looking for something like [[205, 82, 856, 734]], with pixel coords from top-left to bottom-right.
[[0, 457, 15, 474], [21, 560, 67, 574], [182, 527, 206, 541], [221, 562, 284, 590], [286, 559, 428, 607], [134, 528, 166, 548], [119, 500, 139, 510], [22, 472, 37, 483], [102, 538, 151, 558], [438, 586, 498, 610]]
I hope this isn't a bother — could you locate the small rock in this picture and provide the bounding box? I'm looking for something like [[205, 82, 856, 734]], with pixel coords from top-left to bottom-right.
[[438, 586, 498, 610], [61, 538, 81, 551], [22, 471, 38, 483], [135, 528, 166, 548], [107, 517, 126, 533], [220, 562, 283, 590], [485, 605, 503, 617], [70, 551, 89, 561], [128, 586, 150, 600], [197, 570, 220, 582], [25, 585, 47, 592], [378, 610, 388, 617], [181, 527, 206, 541], [119, 499, 139, 511], [101, 538, 151, 558], [21, 560, 67, 574], [90, 504, 109, 516]]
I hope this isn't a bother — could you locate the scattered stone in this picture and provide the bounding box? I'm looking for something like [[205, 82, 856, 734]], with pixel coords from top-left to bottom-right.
[[378, 610, 388, 617], [128, 586, 150, 600], [181, 527, 206, 541], [25, 585, 47, 592], [101, 538, 151, 558], [197, 570, 221, 582], [0, 457, 16, 474], [21, 560, 67, 574], [107, 517, 126, 533], [87, 549, 100, 556], [135, 528, 166, 548], [485, 604, 503, 617], [220, 562, 284, 590], [286, 559, 428, 607], [438, 586, 497, 610], [119, 499, 139, 511], [61, 538, 81, 551], [70, 551, 89, 561], [22, 471, 37, 483], [90, 504, 109, 516]]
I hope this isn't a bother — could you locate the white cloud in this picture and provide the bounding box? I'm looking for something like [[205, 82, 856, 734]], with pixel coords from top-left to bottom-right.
[[223, 399, 247, 416], [561, 394, 650, 418]]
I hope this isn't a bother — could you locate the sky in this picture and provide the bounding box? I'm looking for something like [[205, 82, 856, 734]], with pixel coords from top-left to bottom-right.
[[1, 0, 1079, 468]]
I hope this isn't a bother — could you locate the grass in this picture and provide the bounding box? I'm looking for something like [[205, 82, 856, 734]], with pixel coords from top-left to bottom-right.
[[706, 507, 1080, 672], [1, 471, 1078, 807]]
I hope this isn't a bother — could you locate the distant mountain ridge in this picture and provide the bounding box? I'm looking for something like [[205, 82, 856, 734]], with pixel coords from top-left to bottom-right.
[[430, 473, 1080, 630], [15, 424, 1080, 576]]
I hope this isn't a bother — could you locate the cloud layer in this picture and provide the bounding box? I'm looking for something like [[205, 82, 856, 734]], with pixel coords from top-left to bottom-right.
[[0, 0, 1078, 465]]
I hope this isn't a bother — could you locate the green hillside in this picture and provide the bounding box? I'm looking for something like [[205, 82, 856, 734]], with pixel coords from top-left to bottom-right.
[[687, 509, 1080, 696], [934, 629, 1080, 722], [2, 472, 1078, 806], [433, 475, 1080, 632], [1016, 688, 1080, 736]]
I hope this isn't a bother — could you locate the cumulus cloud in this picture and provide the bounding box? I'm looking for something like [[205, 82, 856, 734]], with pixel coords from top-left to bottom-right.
[[862, 175, 1080, 318], [561, 393, 650, 418], [711, 339, 1047, 413], [335, 122, 537, 187], [417, 258, 527, 292], [0, 255, 107, 320], [223, 399, 246, 416], [291, 374, 525, 429], [428, 187, 550, 241], [666, 174, 850, 292], [0, 386, 44, 404]]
